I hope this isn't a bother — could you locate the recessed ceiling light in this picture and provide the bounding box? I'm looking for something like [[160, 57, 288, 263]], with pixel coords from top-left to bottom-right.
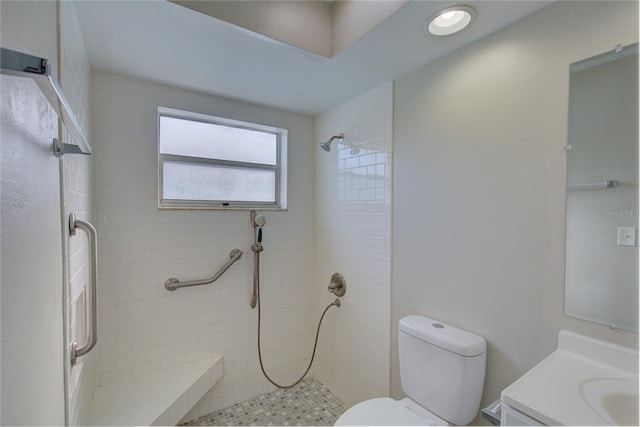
[[425, 6, 476, 36]]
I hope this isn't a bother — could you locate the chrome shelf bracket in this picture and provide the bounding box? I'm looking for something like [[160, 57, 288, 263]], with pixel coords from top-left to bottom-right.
[[1, 47, 91, 157]]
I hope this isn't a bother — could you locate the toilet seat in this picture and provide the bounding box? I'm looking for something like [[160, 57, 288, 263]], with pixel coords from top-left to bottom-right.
[[334, 397, 448, 426]]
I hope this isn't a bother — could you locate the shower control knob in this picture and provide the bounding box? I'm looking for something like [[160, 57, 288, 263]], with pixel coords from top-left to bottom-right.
[[327, 272, 346, 297]]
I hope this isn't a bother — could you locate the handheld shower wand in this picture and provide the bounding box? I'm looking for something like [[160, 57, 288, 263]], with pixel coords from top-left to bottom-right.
[[253, 213, 265, 244]]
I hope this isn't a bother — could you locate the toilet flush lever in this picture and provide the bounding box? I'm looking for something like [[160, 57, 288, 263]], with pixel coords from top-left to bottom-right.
[[328, 272, 346, 297]]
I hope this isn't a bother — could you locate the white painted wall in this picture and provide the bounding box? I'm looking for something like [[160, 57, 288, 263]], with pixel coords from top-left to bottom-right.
[[313, 82, 393, 405], [392, 1, 638, 423], [90, 71, 315, 420], [1, 1, 93, 425]]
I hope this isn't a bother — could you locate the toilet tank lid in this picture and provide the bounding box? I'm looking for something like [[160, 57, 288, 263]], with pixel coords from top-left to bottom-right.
[[399, 315, 487, 357]]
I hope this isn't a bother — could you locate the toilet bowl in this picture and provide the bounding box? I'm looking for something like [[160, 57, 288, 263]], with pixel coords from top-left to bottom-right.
[[335, 397, 449, 426], [334, 315, 487, 426]]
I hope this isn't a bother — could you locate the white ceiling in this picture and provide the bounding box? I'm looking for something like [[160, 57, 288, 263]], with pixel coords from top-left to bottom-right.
[[74, 0, 552, 116]]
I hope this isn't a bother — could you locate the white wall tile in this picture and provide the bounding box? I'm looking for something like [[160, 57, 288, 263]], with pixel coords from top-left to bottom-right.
[[313, 82, 393, 405], [92, 70, 315, 413]]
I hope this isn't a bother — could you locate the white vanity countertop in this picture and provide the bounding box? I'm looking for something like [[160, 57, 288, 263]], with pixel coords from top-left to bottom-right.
[[501, 331, 638, 426]]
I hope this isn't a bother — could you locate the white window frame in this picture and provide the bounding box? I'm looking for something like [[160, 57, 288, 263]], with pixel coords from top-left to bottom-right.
[[158, 107, 287, 210]]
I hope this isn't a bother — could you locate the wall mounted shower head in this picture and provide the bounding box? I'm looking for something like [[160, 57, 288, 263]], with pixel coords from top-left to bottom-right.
[[320, 133, 344, 152]]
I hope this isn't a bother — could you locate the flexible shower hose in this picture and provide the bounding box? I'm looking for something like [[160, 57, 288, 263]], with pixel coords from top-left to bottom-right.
[[254, 250, 340, 389]]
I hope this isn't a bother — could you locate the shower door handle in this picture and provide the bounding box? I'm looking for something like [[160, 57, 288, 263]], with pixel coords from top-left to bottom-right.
[[69, 212, 98, 365]]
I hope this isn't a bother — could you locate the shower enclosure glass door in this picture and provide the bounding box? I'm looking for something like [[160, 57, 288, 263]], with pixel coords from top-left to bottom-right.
[[0, 75, 66, 424]]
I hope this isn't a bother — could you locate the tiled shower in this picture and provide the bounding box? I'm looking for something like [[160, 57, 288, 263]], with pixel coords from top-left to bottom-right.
[[88, 70, 393, 422]]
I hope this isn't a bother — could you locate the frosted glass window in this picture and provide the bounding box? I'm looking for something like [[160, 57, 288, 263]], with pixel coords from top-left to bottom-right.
[[158, 107, 287, 209], [160, 116, 277, 165], [163, 162, 276, 202]]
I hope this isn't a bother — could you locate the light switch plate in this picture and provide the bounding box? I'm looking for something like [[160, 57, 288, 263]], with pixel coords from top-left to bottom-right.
[[617, 227, 637, 247]]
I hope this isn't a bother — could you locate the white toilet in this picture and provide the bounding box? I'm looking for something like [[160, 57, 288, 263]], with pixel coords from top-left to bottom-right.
[[335, 315, 487, 426]]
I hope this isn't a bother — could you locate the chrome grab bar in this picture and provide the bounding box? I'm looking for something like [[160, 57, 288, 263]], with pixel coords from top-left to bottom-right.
[[69, 212, 98, 365], [165, 249, 243, 291]]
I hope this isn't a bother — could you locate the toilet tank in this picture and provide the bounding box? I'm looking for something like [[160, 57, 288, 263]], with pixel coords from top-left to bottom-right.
[[399, 315, 487, 425]]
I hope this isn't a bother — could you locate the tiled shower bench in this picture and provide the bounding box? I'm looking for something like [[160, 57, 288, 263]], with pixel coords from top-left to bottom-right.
[[88, 356, 223, 426]]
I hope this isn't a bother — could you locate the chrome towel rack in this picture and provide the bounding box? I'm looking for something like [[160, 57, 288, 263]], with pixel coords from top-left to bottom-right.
[[165, 249, 243, 291], [567, 180, 618, 190], [0, 47, 91, 156], [69, 213, 98, 365]]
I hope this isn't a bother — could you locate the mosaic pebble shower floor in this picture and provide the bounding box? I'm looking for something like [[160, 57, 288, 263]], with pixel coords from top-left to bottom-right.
[[182, 377, 347, 426]]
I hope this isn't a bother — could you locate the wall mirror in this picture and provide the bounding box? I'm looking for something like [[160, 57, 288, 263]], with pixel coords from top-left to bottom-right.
[[564, 43, 638, 332]]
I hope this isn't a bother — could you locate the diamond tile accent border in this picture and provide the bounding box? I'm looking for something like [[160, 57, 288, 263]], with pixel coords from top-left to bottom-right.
[[181, 377, 347, 426]]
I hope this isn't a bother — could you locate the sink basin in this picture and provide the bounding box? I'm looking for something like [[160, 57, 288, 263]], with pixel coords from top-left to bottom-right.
[[501, 331, 639, 425], [581, 378, 639, 426]]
